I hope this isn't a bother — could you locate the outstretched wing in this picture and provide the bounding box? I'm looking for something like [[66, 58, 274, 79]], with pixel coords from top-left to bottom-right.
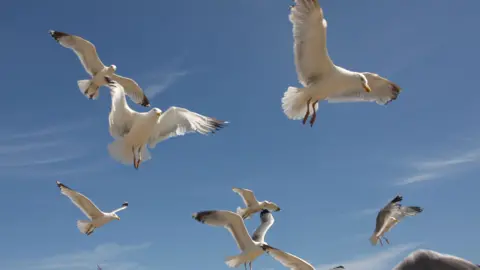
[[49, 30, 106, 76], [193, 210, 254, 251], [147, 106, 228, 148], [112, 202, 129, 214], [327, 73, 401, 105], [262, 245, 315, 270], [110, 74, 150, 107], [56, 181, 103, 220], [290, 0, 335, 87], [106, 77, 139, 139], [232, 187, 258, 208], [251, 210, 275, 243]]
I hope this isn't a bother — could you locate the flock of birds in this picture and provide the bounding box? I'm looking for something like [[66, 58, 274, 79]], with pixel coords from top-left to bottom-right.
[[45, 0, 478, 269]]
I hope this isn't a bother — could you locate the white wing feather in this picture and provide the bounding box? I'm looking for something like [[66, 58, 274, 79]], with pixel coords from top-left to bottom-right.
[[290, 0, 334, 86], [327, 73, 401, 105], [232, 187, 259, 207], [147, 107, 227, 148], [263, 245, 315, 270], [50, 30, 106, 76], [251, 210, 274, 243], [56, 181, 103, 220], [106, 78, 139, 139], [110, 73, 150, 107]]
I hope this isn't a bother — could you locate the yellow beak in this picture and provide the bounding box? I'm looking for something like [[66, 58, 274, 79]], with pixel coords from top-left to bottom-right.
[[363, 83, 372, 93], [156, 112, 161, 117]]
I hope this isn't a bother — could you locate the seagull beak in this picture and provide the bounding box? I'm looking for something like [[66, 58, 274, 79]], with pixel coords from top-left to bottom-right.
[[362, 82, 372, 93], [156, 111, 161, 117], [116, 217, 121, 220], [276, 207, 281, 211]]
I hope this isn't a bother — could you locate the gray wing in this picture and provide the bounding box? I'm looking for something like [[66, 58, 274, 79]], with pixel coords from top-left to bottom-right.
[[251, 210, 275, 243], [147, 107, 228, 148], [393, 249, 479, 270], [262, 245, 315, 270], [326, 72, 401, 105], [110, 73, 150, 107], [49, 30, 106, 76], [56, 181, 103, 220]]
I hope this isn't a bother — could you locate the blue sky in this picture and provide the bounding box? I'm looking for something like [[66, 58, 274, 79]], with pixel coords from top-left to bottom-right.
[[1, 0, 479, 269]]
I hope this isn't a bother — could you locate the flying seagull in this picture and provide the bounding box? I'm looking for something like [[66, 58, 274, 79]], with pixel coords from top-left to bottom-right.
[[49, 30, 150, 107], [262, 245, 344, 270], [106, 77, 228, 169], [282, 0, 401, 127], [232, 187, 281, 219], [370, 195, 423, 246], [192, 210, 276, 270], [393, 249, 480, 270], [56, 181, 128, 235]]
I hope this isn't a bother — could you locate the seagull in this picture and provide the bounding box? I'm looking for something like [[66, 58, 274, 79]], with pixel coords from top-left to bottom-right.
[[56, 181, 128, 235], [192, 210, 275, 270], [370, 195, 423, 246], [49, 30, 150, 107], [262, 245, 344, 270], [106, 77, 228, 169], [393, 249, 480, 269], [282, 0, 401, 127], [232, 187, 281, 219]]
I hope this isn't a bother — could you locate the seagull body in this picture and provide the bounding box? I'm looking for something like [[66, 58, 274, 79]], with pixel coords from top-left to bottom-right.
[[393, 249, 480, 270], [232, 188, 281, 219], [56, 181, 128, 235], [192, 210, 275, 269], [49, 30, 150, 107], [262, 245, 344, 270], [106, 77, 228, 169], [282, 0, 401, 127], [371, 195, 423, 246]]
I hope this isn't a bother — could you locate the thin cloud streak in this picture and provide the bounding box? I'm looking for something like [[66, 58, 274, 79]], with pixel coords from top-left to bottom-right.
[[396, 173, 438, 186], [0, 119, 93, 141], [0, 152, 86, 168], [0, 141, 65, 155], [317, 243, 421, 270], [11, 242, 152, 270], [145, 70, 189, 98]]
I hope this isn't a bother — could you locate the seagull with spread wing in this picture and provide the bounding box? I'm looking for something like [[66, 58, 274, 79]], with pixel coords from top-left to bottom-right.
[[263, 245, 345, 270], [192, 209, 276, 270], [370, 195, 423, 246], [49, 30, 150, 107], [232, 187, 281, 219], [282, 0, 401, 127], [56, 181, 128, 235], [106, 77, 228, 169]]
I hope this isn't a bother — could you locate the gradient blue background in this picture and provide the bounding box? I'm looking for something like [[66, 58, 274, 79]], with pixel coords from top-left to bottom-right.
[[0, 0, 479, 269]]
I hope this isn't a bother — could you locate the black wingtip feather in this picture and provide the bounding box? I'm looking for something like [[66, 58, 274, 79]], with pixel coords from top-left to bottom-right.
[[56, 180, 69, 189], [122, 202, 129, 207], [49, 30, 69, 42], [192, 210, 216, 223], [391, 195, 403, 204], [208, 119, 228, 133], [410, 206, 423, 213], [140, 95, 150, 107]]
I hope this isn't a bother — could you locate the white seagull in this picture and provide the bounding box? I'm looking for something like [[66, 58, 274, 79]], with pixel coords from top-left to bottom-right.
[[393, 249, 480, 270], [370, 195, 423, 246], [232, 187, 281, 219], [106, 77, 228, 169], [282, 0, 401, 127], [263, 245, 345, 270], [192, 209, 275, 270], [56, 181, 128, 235], [49, 30, 150, 107]]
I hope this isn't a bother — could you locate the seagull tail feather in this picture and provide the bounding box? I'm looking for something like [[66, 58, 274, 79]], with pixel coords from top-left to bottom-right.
[[282, 86, 318, 120], [77, 79, 99, 100], [369, 234, 378, 246], [108, 139, 134, 165], [225, 253, 250, 268], [403, 206, 423, 216], [77, 220, 94, 235]]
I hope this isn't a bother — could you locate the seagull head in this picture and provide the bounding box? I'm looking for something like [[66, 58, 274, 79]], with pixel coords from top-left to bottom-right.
[[358, 73, 372, 93], [263, 201, 281, 212], [151, 108, 162, 117], [112, 213, 120, 220], [109, 64, 117, 72]]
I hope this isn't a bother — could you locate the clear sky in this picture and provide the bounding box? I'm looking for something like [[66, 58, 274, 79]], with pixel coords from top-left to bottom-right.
[[1, 0, 479, 269]]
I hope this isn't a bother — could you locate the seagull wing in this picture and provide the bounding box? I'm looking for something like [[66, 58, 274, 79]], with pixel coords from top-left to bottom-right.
[[56, 181, 103, 220], [106, 77, 139, 139], [193, 210, 254, 251], [290, 0, 335, 87], [110, 74, 150, 107], [374, 195, 403, 235], [263, 245, 315, 270], [232, 187, 259, 208], [326, 73, 401, 105], [147, 107, 228, 148], [251, 210, 275, 243], [111, 202, 129, 214], [393, 250, 479, 270], [49, 30, 106, 76]]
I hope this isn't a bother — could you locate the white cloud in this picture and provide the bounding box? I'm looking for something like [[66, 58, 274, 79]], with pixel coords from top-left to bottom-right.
[[0, 141, 65, 155], [145, 70, 189, 98], [12, 242, 151, 270], [354, 208, 379, 216], [317, 243, 421, 270], [396, 173, 438, 186], [0, 119, 92, 141]]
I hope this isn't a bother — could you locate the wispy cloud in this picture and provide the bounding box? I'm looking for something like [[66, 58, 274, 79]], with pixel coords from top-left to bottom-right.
[[9, 242, 151, 270], [396, 147, 480, 186], [317, 243, 421, 270], [353, 208, 379, 217], [144, 70, 189, 98], [0, 119, 93, 141]]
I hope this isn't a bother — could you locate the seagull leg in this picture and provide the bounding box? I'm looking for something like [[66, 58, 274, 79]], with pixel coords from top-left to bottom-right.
[[136, 147, 142, 169], [383, 236, 390, 245], [249, 262, 252, 270], [379, 237, 384, 246], [302, 98, 312, 125], [309, 100, 319, 127], [243, 263, 247, 270], [132, 146, 138, 170]]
